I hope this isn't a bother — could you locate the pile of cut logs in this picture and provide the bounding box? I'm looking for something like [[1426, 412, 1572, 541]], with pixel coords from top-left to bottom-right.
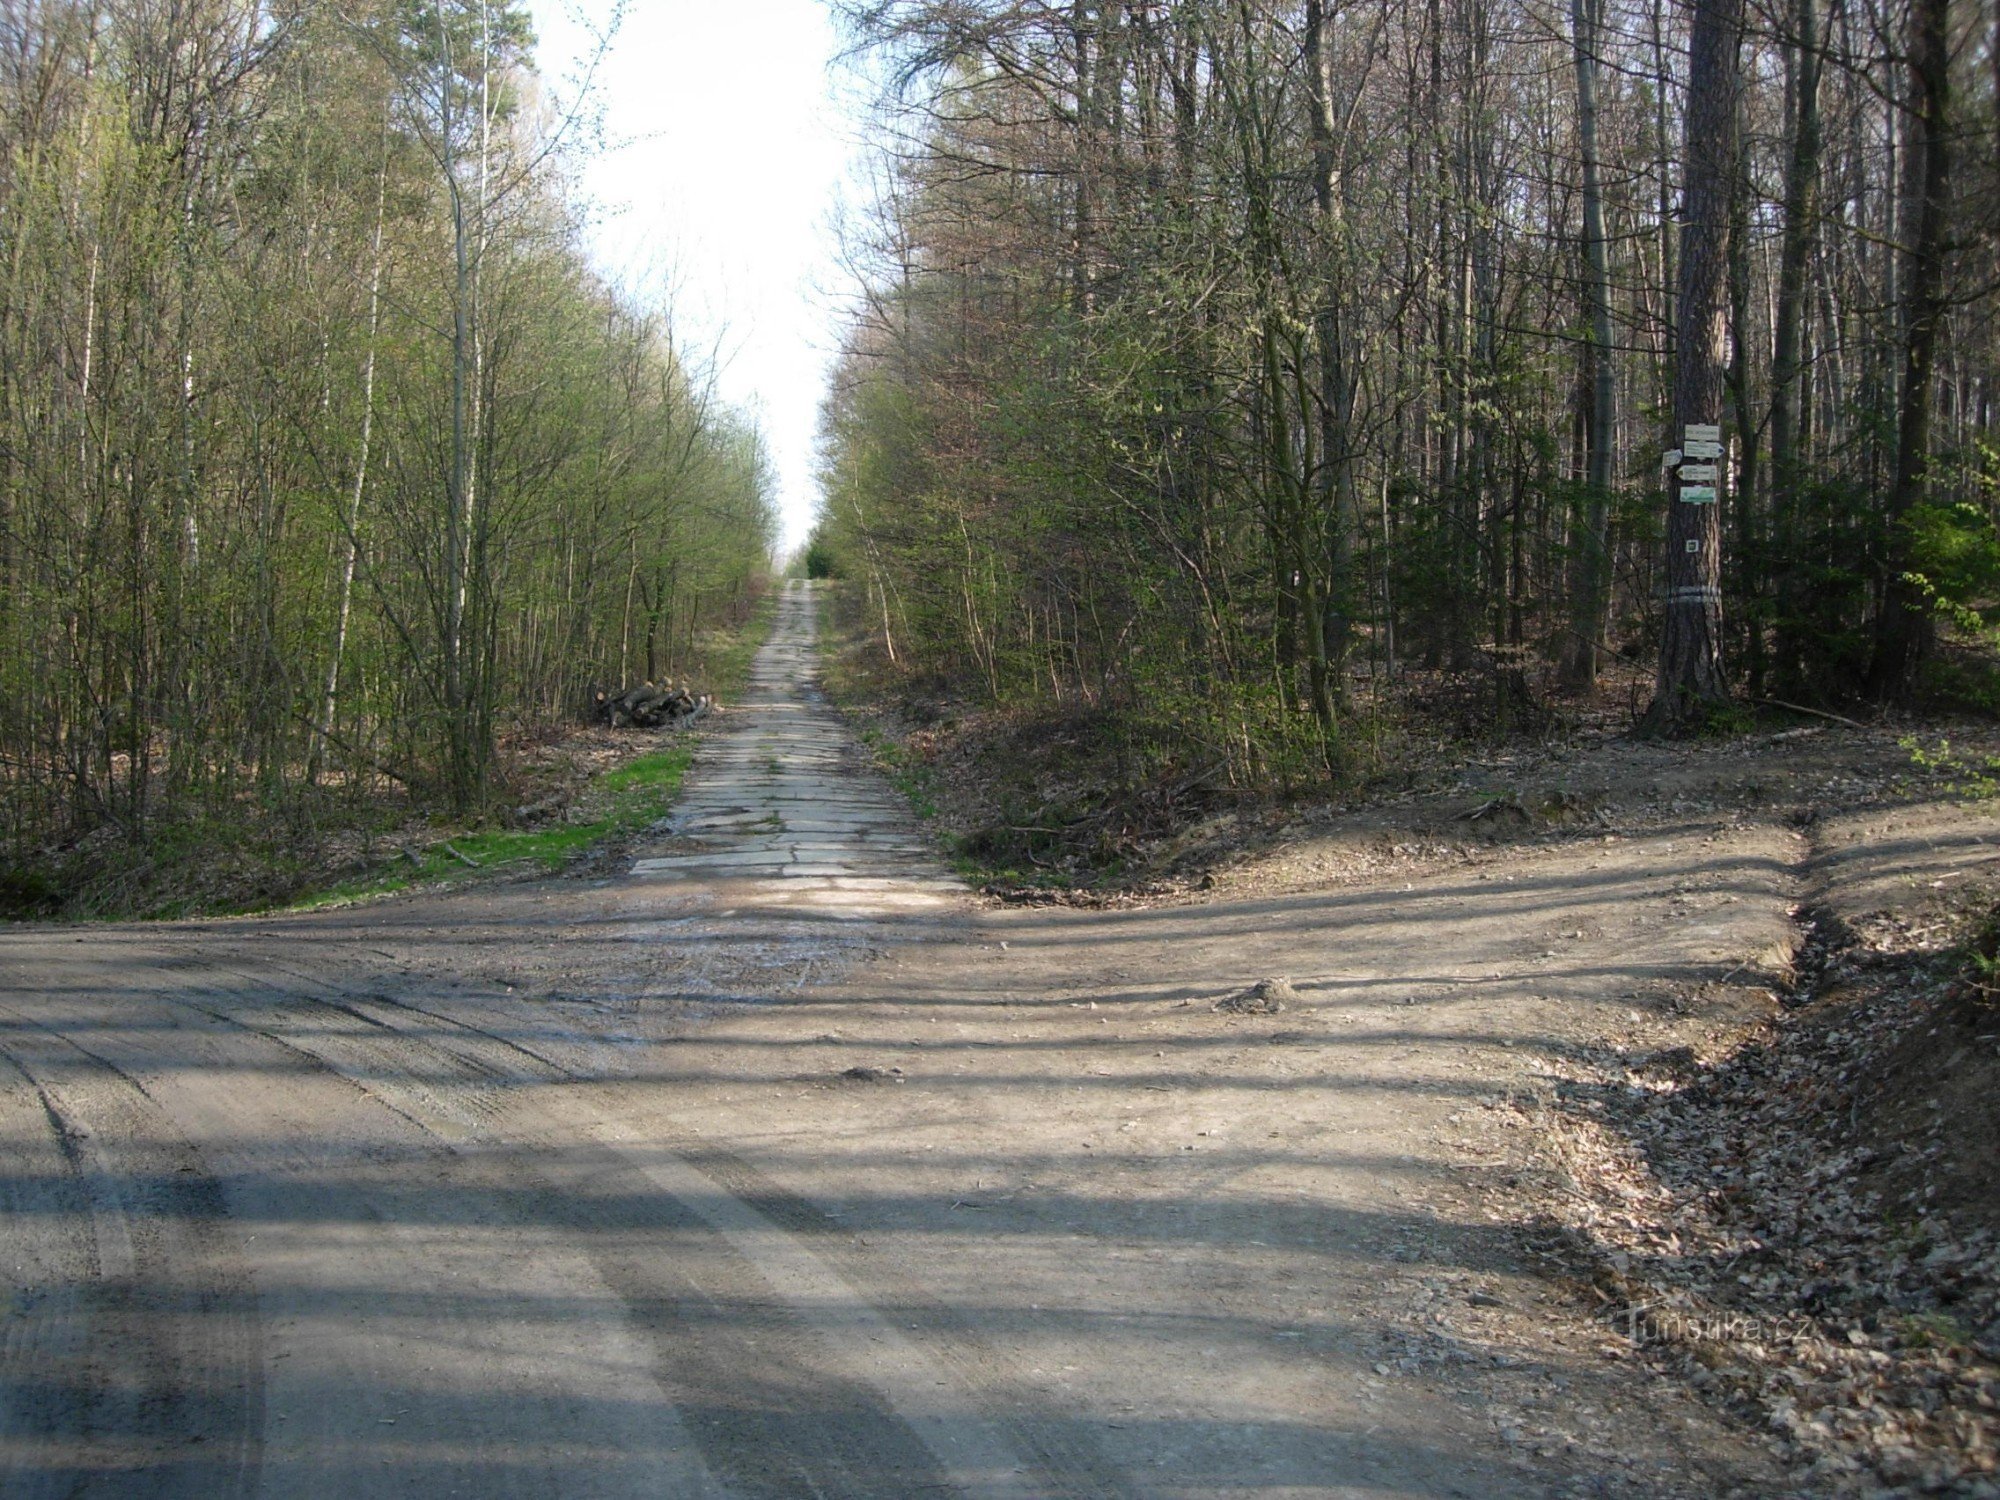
[[589, 683, 712, 729]]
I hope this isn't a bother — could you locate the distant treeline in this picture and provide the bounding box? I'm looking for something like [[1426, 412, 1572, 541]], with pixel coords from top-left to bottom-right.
[[0, 1, 774, 862], [815, 0, 2000, 779]]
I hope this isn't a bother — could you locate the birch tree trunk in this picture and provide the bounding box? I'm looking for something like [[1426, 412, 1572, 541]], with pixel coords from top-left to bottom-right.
[[1305, 0, 1358, 706], [311, 134, 390, 784]]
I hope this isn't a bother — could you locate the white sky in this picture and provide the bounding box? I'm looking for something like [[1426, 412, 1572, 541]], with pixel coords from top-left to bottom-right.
[[529, 0, 867, 557]]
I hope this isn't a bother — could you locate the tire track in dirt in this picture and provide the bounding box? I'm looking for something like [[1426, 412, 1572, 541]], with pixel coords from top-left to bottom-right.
[[0, 956, 731, 1498], [26, 936, 1050, 1497], [0, 1002, 265, 1499], [316, 954, 1142, 1497], [190, 958, 1128, 1498], [0, 1045, 100, 1500]]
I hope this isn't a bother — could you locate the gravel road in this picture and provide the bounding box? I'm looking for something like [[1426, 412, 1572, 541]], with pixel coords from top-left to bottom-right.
[[0, 581, 1863, 1497]]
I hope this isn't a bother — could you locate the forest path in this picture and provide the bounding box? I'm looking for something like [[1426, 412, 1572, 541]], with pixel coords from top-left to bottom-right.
[[0, 581, 1828, 1498], [631, 580, 962, 913]]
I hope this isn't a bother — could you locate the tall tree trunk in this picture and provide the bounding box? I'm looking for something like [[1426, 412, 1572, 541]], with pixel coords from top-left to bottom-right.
[[1070, 1, 1096, 316], [1305, 0, 1356, 707], [1649, 0, 1677, 371], [1728, 115, 1763, 693], [1769, 0, 1822, 693], [1644, 0, 1741, 733], [1562, 0, 1615, 691], [1866, 0, 1951, 700], [438, 9, 474, 810]]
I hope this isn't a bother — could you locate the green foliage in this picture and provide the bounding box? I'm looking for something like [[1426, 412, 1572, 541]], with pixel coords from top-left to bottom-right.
[[1959, 899, 2000, 1003], [1908, 501, 2000, 605], [1900, 736, 2000, 800], [1695, 700, 1759, 739], [1906, 507, 2000, 708], [0, 867, 64, 920], [1900, 499, 2000, 669], [0, 4, 776, 886], [802, 537, 839, 580], [1918, 654, 2000, 713], [1767, 477, 1881, 700], [821, 0, 2000, 756]]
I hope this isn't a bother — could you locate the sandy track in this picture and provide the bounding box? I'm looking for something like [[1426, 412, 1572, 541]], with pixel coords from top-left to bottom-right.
[[12, 582, 1985, 1495]]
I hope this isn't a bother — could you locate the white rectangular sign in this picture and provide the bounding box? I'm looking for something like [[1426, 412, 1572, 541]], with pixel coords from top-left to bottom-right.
[[1684, 440, 1723, 459], [1684, 423, 1721, 444], [1679, 464, 1718, 483]]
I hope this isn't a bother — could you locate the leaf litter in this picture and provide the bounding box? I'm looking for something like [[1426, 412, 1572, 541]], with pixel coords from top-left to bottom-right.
[[1512, 901, 2000, 1497]]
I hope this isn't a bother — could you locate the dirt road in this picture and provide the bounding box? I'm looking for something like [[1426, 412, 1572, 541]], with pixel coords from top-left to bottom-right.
[[13, 581, 1985, 1497]]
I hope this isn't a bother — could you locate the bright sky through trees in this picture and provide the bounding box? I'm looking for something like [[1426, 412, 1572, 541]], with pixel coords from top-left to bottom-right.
[[530, 0, 859, 557]]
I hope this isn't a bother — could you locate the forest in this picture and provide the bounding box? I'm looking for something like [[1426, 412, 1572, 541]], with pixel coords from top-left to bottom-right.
[[815, 0, 2000, 783], [0, 1, 776, 897]]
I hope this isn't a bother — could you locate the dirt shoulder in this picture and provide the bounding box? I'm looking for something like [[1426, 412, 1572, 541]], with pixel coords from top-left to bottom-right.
[[1492, 775, 2000, 1497], [813, 703, 2000, 1495]]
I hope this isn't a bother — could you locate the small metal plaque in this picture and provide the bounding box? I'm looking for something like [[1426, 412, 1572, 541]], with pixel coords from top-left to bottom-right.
[[1686, 539, 1701, 553]]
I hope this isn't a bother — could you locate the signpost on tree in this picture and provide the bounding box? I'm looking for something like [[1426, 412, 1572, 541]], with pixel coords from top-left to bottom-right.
[[1643, 0, 1742, 735]]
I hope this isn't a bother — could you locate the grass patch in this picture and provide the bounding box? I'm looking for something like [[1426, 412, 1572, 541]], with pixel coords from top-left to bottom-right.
[[289, 746, 694, 911], [858, 727, 940, 822], [852, 722, 1088, 889], [598, 748, 692, 796], [948, 825, 1082, 892], [275, 590, 786, 914]]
